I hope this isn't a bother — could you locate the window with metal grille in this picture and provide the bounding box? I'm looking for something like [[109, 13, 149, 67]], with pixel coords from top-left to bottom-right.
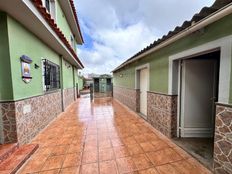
[[45, 0, 50, 12], [42, 59, 60, 91]]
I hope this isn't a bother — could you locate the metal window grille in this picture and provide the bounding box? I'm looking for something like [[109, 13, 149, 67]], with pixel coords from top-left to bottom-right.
[[43, 59, 60, 91], [45, 0, 50, 12]]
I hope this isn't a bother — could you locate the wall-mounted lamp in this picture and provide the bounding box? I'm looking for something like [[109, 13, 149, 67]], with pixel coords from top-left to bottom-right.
[[119, 74, 123, 78], [34, 64, 40, 69]]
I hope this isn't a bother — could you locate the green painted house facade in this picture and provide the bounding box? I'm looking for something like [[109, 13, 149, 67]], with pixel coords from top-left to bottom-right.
[[0, 0, 84, 145], [113, 1, 232, 174], [93, 74, 112, 93]]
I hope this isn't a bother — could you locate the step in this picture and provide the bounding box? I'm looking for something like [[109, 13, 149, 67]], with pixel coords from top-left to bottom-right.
[[0, 144, 39, 174], [0, 143, 19, 164]]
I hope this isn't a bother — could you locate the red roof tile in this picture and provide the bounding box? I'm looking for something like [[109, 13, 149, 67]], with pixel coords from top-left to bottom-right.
[[32, 0, 84, 68]]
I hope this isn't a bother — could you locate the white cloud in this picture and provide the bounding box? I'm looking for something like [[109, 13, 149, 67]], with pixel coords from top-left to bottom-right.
[[75, 0, 215, 74]]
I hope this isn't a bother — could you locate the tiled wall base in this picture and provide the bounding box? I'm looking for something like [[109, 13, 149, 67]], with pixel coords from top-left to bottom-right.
[[113, 86, 139, 112], [63, 88, 75, 109], [0, 103, 17, 143], [0, 91, 62, 144], [147, 92, 177, 138], [214, 104, 232, 174]]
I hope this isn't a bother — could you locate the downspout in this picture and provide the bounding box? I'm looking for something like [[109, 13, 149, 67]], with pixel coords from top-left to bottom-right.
[[72, 66, 76, 101], [113, 4, 232, 72], [60, 56, 64, 111]]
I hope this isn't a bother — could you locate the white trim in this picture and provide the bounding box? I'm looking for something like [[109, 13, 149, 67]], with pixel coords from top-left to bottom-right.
[[169, 35, 232, 104], [177, 60, 182, 137], [180, 128, 213, 138], [135, 63, 150, 90]]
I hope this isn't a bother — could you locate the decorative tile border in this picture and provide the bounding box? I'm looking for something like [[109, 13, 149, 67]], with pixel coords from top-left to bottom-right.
[[214, 104, 232, 174], [113, 86, 140, 112], [147, 91, 177, 138]]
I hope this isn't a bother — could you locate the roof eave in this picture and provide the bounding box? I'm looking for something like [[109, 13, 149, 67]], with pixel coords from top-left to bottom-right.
[[58, 0, 84, 44]]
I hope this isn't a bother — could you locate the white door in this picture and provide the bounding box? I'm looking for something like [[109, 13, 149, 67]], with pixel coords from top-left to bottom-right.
[[180, 58, 218, 137], [140, 68, 148, 118]]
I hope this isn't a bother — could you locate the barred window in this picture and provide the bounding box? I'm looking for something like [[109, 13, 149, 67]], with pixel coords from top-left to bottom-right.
[[42, 59, 60, 91], [45, 0, 50, 12]]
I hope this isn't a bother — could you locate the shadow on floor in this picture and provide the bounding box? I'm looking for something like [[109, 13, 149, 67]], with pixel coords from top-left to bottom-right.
[[172, 138, 214, 170]]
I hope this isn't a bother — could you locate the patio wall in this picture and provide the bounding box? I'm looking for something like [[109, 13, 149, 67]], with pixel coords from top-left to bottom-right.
[[147, 92, 177, 138], [113, 86, 139, 112], [63, 88, 75, 109], [0, 91, 62, 145], [214, 104, 232, 174]]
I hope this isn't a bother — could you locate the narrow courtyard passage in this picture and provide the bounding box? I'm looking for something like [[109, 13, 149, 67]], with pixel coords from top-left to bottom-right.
[[19, 97, 212, 174]]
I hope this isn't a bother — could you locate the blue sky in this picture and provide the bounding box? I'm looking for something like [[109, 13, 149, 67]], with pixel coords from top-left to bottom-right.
[[74, 0, 215, 75]]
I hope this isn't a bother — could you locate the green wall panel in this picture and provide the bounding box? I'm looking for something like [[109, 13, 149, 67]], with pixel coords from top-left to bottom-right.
[[7, 16, 61, 100], [0, 12, 13, 101], [113, 14, 232, 95], [78, 76, 84, 90], [113, 67, 135, 89], [62, 60, 74, 89], [56, 1, 72, 44]]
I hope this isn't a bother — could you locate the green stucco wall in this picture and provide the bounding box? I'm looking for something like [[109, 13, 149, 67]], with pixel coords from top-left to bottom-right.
[[7, 15, 61, 100], [0, 13, 13, 101], [56, 1, 73, 46], [113, 67, 135, 89], [78, 76, 84, 90], [62, 60, 74, 89], [114, 14, 232, 98], [4, 15, 76, 101]]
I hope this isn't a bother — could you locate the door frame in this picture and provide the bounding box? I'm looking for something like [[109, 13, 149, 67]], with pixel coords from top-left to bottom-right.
[[180, 57, 219, 137], [135, 63, 150, 115], [168, 35, 232, 137]]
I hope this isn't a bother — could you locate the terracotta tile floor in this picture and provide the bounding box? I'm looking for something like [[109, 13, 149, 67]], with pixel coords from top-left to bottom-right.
[[18, 97, 212, 174]]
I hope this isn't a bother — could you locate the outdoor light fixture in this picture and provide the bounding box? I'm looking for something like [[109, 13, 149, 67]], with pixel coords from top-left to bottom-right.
[[34, 64, 40, 69], [119, 74, 123, 78]]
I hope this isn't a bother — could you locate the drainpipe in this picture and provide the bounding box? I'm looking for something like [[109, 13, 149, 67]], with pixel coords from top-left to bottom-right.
[[113, 3, 232, 72], [72, 66, 76, 101], [60, 55, 64, 112]]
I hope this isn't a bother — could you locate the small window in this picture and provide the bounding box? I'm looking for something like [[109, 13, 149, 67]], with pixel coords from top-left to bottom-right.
[[42, 59, 60, 91], [71, 35, 75, 49], [45, 0, 50, 12]]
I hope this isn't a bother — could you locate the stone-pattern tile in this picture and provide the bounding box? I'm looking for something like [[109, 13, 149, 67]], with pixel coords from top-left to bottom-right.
[[0, 91, 62, 145], [0, 103, 18, 144], [18, 97, 211, 174], [63, 88, 75, 109], [214, 104, 232, 174], [147, 92, 177, 138], [16, 91, 62, 145], [113, 86, 140, 112]]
